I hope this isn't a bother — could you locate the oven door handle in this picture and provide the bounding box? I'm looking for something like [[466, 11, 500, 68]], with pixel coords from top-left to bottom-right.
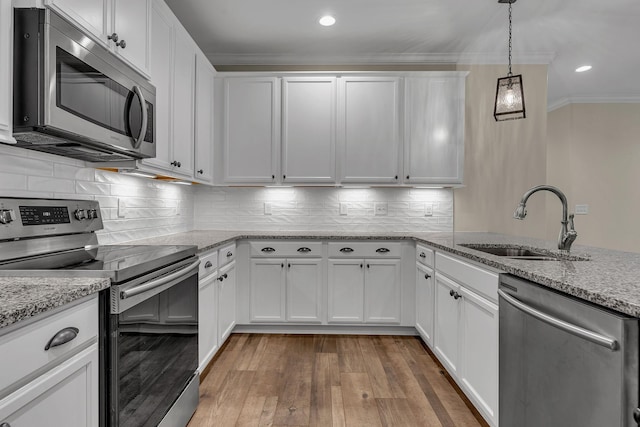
[[498, 289, 618, 351], [121, 259, 200, 300]]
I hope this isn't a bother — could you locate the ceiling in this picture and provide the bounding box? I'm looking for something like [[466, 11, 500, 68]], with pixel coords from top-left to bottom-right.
[[165, 0, 640, 109]]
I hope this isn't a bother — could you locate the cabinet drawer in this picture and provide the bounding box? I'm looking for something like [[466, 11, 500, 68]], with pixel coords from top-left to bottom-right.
[[328, 242, 401, 258], [199, 250, 218, 279], [250, 241, 322, 257], [416, 244, 434, 267], [0, 296, 98, 395], [435, 252, 499, 302], [218, 243, 236, 267]]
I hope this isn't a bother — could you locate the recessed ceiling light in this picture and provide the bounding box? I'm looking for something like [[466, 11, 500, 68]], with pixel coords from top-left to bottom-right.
[[575, 65, 592, 73], [319, 15, 336, 26]]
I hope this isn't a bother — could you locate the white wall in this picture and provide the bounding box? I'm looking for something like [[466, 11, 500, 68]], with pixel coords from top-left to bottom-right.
[[194, 186, 453, 232], [0, 145, 194, 244]]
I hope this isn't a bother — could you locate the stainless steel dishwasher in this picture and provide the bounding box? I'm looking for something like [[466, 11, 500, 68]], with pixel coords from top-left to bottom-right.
[[499, 275, 639, 427]]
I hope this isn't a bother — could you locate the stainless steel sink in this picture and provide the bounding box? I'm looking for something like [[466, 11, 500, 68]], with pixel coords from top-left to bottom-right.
[[459, 244, 589, 261]]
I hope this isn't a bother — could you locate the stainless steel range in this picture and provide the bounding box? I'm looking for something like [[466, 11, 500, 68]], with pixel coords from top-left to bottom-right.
[[0, 197, 199, 427]]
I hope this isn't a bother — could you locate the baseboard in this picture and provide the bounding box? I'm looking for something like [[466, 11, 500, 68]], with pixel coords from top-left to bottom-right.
[[232, 324, 419, 335]]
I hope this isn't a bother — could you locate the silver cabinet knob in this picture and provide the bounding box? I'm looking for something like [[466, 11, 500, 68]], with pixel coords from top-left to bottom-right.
[[115, 39, 126, 49], [108, 33, 119, 42]]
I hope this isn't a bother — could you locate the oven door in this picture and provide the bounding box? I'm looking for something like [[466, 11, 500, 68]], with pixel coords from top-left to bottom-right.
[[108, 257, 199, 427]]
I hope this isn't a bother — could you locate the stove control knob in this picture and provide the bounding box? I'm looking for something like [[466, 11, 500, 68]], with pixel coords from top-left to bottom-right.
[[0, 209, 15, 224], [87, 209, 98, 219], [74, 209, 87, 220]]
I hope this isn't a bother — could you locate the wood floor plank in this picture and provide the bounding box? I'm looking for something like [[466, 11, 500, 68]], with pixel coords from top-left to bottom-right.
[[189, 369, 255, 426], [236, 395, 267, 427], [235, 334, 268, 371], [309, 353, 338, 426], [341, 372, 383, 427], [376, 398, 420, 427], [258, 396, 279, 427], [331, 386, 347, 427], [273, 350, 314, 425], [357, 337, 397, 398]]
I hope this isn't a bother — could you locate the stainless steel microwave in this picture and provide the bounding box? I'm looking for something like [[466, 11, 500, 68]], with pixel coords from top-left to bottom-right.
[[12, 8, 156, 162]]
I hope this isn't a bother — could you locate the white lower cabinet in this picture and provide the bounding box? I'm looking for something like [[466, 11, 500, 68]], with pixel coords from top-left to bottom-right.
[[415, 262, 435, 347], [432, 252, 499, 427], [328, 258, 401, 324], [198, 273, 218, 371], [217, 261, 237, 343], [249, 258, 322, 323], [0, 297, 99, 427]]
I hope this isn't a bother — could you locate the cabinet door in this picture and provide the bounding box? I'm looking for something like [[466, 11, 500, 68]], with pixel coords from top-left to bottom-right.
[[250, 258, 286, 322], [198, 274, 218, 371], [281, 77, 336, 183], [364, 259, 401, 324], [119, 294, 159, 323], [434, 273, 460, 375], [0, 2, 14, 144], [112, 0, 150, 75], [224, 78, 280, 183], [404, 76, 465, 184], [459, 286, 498, 425], [416, 263, 435, 346], [194, 53, 215, 183], [287, 258, 323, 323], [142, 0, 173, 171], [45, 0, 107, 44], [338, 77, 401, 183], [0, 344, 99, 427], [171, 26, 196, 177], [218, 262, 236, 344], [327, 259, 364, 323]]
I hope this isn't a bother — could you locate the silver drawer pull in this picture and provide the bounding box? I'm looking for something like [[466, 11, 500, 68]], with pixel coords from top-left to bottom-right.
[[424, 273, 431, 279], [1, 422, 12, 427], [419, 252, 426, 258], [297, 247, 312, 253], [44, 327, 79, 351], [226, 251, 233, 257], [204, 261, 213, 268], [340, 247, 354, 253], [261, 247, 276, 253], [376, 248, 390, 254]]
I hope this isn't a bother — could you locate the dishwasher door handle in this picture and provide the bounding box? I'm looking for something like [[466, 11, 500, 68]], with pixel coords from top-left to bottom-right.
[[498, 289, 619, 351]]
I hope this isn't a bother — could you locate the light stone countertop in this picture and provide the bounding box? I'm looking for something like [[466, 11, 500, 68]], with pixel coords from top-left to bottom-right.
[[0, 277, 110, 330], [128, 230, 640, 317]]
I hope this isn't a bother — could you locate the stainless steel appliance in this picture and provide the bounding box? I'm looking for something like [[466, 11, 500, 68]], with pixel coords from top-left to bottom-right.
[[12, 9, 155, 162], [499, 275, 639, 427], [0, 198, 199, 427]]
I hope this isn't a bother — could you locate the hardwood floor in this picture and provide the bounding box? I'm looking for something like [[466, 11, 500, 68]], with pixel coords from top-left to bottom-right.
[[188, 334, 488, 427]]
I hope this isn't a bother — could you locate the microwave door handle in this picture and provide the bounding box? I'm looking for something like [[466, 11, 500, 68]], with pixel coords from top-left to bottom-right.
[[498, 289, 618, 351], [131, 85, 147, 149]]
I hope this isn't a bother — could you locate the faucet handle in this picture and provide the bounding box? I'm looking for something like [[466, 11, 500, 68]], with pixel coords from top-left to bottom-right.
[[568, 213, 576, 231]]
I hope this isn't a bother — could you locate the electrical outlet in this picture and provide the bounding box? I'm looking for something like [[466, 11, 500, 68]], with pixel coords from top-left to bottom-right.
[[575, 204, 589, 215], [339, 202, 348, 215], [425, 203, 434, 216], [175, 200, 180, 216], [264, 202, 272, 215], [374, 202, 388, 216], [117, 198, 126, 218]]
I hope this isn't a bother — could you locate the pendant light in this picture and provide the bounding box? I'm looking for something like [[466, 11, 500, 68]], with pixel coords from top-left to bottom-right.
[[494, 0, 525, 121]]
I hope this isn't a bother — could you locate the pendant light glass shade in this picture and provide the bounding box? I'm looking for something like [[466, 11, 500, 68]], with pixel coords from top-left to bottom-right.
[[494, 74, 525, 121]]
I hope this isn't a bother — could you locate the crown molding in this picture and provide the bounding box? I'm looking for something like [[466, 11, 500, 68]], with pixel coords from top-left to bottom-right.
[[548, 96, 640, 112], [207, 51, 556, 66]]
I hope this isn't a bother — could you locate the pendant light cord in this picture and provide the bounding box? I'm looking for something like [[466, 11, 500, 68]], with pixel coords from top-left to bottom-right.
[[508, 2, 513, 77]]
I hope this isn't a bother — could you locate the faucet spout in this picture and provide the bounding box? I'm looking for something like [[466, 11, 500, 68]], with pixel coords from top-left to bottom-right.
[[513, 185, 577, 252]]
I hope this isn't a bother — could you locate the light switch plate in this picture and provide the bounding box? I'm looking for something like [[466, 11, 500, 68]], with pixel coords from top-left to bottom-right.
[[425, 203, 434, 216], [339, 202, 348, 215], [117, 198, 126, 218], [264, 202, 272, 215], [575, 204, 589, 215]]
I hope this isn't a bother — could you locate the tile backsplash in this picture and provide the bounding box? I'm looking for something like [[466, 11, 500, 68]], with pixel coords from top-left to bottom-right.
[[194, 186, 453, 232], [0, 145, 194, 244]]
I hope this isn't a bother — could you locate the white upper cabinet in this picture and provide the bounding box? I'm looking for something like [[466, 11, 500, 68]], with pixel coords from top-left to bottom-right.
[[170, 25, 196, 177], [45, 0, 150, 77], [337, 76, 401, 183], [224, 77, 280, 183], [194, 53, 215, 183], [404, 76, 465, 184], [0, 1, 15, 144], [281, 77, 336, 183]]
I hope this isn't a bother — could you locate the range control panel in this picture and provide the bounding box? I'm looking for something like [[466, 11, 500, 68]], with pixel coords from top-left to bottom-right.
[[0, 198, 103, 241]]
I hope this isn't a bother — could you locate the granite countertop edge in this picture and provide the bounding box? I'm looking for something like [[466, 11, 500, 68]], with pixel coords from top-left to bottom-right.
[[0, 277, 111, 330]]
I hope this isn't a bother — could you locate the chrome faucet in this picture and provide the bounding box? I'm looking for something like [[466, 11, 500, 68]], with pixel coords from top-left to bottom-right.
[[513, 185, 578, 252]]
